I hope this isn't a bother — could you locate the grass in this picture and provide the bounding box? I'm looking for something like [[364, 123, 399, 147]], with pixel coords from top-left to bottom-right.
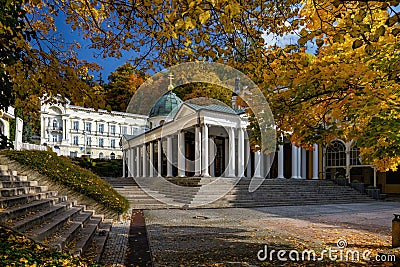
[[1, 150, 129, 214]]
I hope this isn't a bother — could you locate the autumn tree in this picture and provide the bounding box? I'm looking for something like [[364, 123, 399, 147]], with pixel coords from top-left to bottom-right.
[[3, 0, 400, 170], [104, 63, 145, 112]]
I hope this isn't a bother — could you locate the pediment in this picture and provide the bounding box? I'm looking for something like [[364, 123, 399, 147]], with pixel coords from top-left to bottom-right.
[[173, 104, 197, 121]]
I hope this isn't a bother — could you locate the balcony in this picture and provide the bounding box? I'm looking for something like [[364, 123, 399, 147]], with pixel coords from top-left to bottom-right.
[[47, 126, 63, 133]]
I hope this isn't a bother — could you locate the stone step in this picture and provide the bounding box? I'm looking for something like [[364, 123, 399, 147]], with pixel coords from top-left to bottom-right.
[[69, 215, 103, 256], [106, 177, 375, 210], [0, 191, 58, 208], [46, 210, 94, 250], [0, 175, 28, 182], [0, 196, 64, 223], [0, 186, 48, 197], [12, 201, 74, 232], [0, 180, 38, 188], [27, 205, 84, 241], [84, 219, 113, 262], [0, 165, 9, 175]]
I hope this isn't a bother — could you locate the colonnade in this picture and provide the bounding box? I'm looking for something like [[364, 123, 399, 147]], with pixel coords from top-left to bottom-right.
[[123, 125, 320, 179]]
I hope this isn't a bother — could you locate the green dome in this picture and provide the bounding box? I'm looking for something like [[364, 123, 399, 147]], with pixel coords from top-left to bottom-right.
[[149, 91, 183, 118]]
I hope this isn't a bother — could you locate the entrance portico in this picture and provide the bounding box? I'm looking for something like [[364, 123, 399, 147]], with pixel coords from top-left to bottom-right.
[[122, 103, 253, 178]]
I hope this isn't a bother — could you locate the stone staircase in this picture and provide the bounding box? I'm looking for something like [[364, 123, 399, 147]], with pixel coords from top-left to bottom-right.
[[0, 163, 112, 262], [104, 176, 375, 209]]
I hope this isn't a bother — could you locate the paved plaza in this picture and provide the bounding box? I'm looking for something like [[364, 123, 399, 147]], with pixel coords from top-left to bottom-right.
[[144, 202, 400, 266]]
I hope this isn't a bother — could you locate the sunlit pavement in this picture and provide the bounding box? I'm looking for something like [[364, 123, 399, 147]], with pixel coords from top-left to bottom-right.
[[145, 202, 400, 266]]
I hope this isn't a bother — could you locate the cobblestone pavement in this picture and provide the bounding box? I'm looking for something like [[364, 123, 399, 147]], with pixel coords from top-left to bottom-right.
[[145, 202, 400, 266], [100, 218, 130, 266]]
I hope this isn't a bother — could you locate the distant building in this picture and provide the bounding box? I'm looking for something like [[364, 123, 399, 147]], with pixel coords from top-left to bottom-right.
[[40, 100, 148, 159], [0, 106, 15, 139]]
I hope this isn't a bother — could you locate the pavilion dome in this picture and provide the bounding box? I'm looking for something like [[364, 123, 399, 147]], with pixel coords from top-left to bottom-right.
[[148, 90, 183, 118]]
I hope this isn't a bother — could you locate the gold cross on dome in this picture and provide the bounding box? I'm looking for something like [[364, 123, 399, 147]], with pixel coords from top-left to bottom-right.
[[168, 73, 174, 91]]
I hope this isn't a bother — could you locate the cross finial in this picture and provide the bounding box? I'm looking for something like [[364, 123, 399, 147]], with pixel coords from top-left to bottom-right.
[[168, 73, 174, 91]]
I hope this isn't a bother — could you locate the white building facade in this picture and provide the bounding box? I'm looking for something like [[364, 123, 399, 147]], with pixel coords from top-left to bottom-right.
[[0, 106, 15, 139], [40, 101, 148, 159]]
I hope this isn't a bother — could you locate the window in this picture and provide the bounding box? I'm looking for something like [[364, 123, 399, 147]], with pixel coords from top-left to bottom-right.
[[52, 134, 58, 142], [99, 152, 104, 159], [98, 124, 104, 133], [110, 152, 115, 159], [132, 127, 137, 135], [73, 136, 79, 145], [110, 125, 116, 134], [326, 140, 346, 167], [350, 145, 362, 166], [110, 139, 116, 148], [70, 152, 78, 157], [53, 119, 58, 129], [99, 138, 104, 147], [85, 122, 92, 132], [86, 136, 92, 146], [121, 126, 127, 134], [73, 121, 79, 130]]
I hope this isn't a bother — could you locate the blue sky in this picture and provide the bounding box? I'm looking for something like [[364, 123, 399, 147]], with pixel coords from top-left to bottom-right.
[[55, 15, 137, 81]]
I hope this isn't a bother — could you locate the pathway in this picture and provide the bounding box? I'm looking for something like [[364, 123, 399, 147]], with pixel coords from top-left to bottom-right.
[[145, 202, 400, 266]]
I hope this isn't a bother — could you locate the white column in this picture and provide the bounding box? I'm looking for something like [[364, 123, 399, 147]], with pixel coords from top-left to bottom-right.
[[297, 146, 302, 178], [122, 150, 126, 178], [291, 144, 298, 179], [237, 128, 245, 177], [224, 138, 229, 176], [178, 131, 185, 177], [312, 144, 319, 179], [62, 119, 66, 140], [149, 142, 154, 177], [167, 136, 173, 177], [136, 146, 141, 177], [245, 138, 252, 178], [131, 148, 135, 177], [301, 148, 307, 179], [157, 139, 162, 177], [265, 153, 271, 178], [133, 149, 137, 177], [41, 116, 45, 142], [202, 124, 210, 177], [253, 149, 262, 178], [209, 137, 215, 177], [142, 144, 147, 177], [277, 145, 285, 178], [195, 126, 202, 176], [227, 127, 236, 177]]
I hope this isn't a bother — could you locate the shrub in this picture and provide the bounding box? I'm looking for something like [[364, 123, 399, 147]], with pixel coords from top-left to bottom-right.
[[72, 157, 122, 177], [351, 180, 360, 183], [0, 225, 98, 266], [2, 150, 129, 214]]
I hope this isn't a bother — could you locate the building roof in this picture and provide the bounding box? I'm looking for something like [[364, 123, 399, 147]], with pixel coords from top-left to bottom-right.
[[185, 103, 245, 115], [149, 91, 183, 118]]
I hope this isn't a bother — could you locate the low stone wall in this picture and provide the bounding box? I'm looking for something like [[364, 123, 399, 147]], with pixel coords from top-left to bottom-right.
[[0, 154, 121, 220]]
